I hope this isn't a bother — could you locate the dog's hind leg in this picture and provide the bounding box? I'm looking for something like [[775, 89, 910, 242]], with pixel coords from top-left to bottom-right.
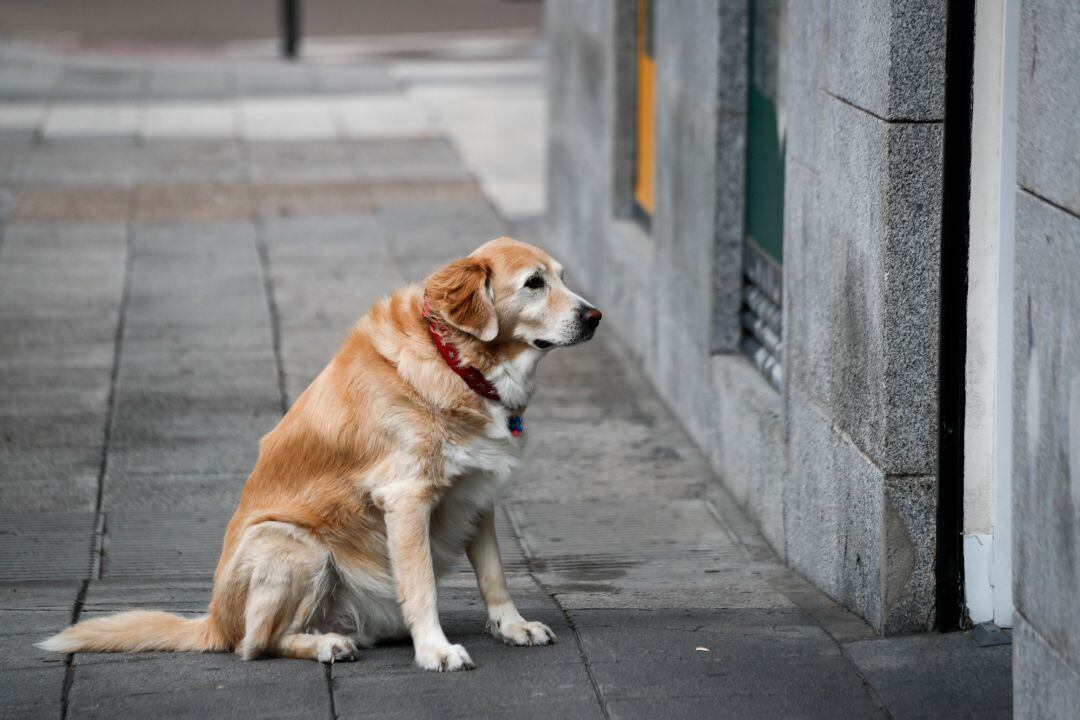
[[232, 521, 358, 663]]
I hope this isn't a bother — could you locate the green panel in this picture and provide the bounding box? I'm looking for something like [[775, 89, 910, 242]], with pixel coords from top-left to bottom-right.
[[745, 0, 786, 265]]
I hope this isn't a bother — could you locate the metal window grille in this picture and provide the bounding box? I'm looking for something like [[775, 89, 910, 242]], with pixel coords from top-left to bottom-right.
[[740, 243, 783, 389]]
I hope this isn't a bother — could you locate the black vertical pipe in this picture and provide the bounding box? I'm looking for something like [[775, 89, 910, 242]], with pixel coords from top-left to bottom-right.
[[936, 0, 976, 632], [282, 0, 300, 59]]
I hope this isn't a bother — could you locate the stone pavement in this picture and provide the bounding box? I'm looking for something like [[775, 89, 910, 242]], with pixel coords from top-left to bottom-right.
[[0, 35, 1011, 719]]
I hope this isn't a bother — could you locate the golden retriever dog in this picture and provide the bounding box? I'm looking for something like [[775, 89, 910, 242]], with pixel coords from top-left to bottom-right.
[[40, 237, 601, 672]]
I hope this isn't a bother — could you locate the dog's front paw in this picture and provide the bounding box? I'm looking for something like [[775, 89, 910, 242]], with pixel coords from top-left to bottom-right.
[[316, 634, 359, 664], [415, 643, 475, 672], [489, 618, 556, 647]]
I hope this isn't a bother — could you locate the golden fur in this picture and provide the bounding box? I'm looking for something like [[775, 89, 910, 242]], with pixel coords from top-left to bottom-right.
[[40, 237, 600, 671]]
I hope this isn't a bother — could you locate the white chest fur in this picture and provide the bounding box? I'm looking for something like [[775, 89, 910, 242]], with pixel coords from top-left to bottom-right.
[[432, 410, 522, 573]]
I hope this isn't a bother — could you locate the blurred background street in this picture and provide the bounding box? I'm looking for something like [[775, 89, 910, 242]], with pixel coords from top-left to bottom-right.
[[0, 2, 1014, 718], [0, 0, 540, 45]]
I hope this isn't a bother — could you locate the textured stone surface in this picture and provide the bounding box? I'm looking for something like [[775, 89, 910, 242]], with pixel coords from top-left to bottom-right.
[[787, 97, 942, 476], [1015, 616, 1080, 720], [68, 653, 331, 720], [0, 513, 96, 581], [845, 630, 1012, 718], [882, 475, 937, 634], [24, 139, 139, 187], [710, 355, 786, 553], [1017, 0, 1080, 216], [1011, 5, 1080, 715], [655, 0, 747, 358], [0, 221, 127, 512], [784, 0, 828, 168], [785, 391, 886, 631], [1012, 191, 1080, 679], [245, 140, 356, 183], [135, 140, 245, 183], [784, 389, 935, 634], [826, 0, 947, 121]]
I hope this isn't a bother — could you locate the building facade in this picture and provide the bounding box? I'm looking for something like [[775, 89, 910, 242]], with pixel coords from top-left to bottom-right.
[[545, 0, 1079, 715]]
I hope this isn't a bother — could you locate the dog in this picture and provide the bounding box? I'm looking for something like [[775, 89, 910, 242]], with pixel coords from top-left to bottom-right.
[[40, 237, 601, 672]]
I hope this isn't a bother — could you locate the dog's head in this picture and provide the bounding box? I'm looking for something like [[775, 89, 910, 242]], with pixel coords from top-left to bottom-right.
[[424, 237, 601, 349]]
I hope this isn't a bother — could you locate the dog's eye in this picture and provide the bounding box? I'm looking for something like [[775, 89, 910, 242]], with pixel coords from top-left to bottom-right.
[[524, 275, 545, 290]]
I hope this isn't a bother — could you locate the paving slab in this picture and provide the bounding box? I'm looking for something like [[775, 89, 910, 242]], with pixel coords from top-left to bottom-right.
[[100, 510, 230, 579], [238, 97, 338, 140], [568, 608, 843, 662], [245, 139, 357, 183], [9, 186, 132, 222], [377, 199, 505, 279], [350, 137, 470, 182], [42, 102, 143, 140], [605, 692, 881, 720], [135, 140, 246, 183], [80, 578, 212, 615], [52, 66, 147, 101], [0, 585, 80, 675], [336, 94, 437, 138], [104, 437, 260, 476], [589, 653, 882, 706], [233, 63, 317, 95], [0, 666, 67, 720], [23, 139, 140, 187], [332, 651, 598, 712], [844, 631, 1013, 719], [67, 653, 329, 720], [101, 472, 247, 511], [0, 458, 100, 512], [0, 513, 96, 581], [145, 67, 234, 100]]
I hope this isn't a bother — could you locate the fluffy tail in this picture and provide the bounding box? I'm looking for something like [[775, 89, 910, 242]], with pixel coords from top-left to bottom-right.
[[38, 611, 224, 654]]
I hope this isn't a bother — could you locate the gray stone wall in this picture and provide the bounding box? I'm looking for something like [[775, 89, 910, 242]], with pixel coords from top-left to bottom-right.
[[546, 0, 945, 634], [783, 0, 944, 634], [1012, 0, 1080, 714]]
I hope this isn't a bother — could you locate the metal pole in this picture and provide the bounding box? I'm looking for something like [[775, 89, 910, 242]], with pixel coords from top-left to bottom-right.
[[282, 0, 300, 59]]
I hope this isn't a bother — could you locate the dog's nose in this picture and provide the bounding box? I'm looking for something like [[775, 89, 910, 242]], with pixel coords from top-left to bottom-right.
[[581, 308, 603, 330]]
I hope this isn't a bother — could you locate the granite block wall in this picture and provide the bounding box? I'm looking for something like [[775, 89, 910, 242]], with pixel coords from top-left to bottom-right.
[[1012, 1, 1080, 703]]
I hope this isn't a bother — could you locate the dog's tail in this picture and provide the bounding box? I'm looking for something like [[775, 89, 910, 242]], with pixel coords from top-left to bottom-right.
[[38, 611, 225, 654]]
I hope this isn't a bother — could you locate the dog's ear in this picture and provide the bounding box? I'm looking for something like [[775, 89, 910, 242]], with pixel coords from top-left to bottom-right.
[[425, 257, 498, 342]]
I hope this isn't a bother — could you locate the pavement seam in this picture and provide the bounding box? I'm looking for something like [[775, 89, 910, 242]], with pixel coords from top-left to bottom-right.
[[91, 212, 136, 570], [58, 212, 136, 718], [324, 664, 338, 720], [837, 643, 896, 719], [504, 506, 612, 720], [60, 579, 90, 720], [702, 496, 753, 562], [254, 216, 289, 415], [549, 591, 613, 720]]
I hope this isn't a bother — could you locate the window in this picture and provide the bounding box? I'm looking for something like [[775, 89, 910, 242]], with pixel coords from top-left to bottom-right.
[[742, 0, 786, 388], [632, 0, 655, 221]]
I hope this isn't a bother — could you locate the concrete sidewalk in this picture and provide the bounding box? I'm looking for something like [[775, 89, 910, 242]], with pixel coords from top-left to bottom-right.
[[0, 36, 1011, 719]]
